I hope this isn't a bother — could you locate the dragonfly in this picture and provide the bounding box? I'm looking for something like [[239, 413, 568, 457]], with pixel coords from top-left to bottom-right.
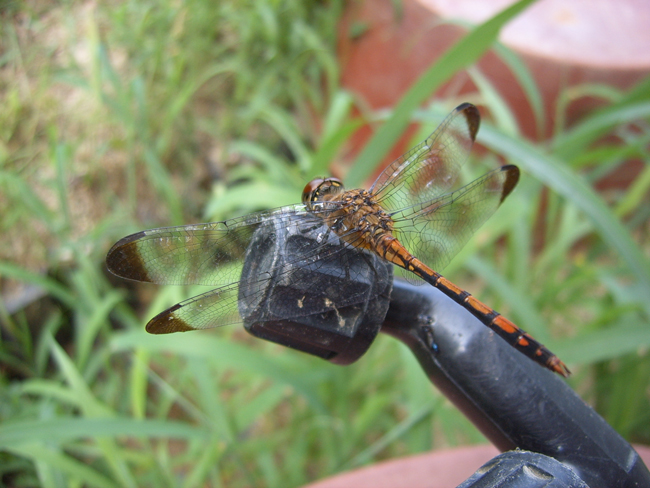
[[107, 103, 570, 377]]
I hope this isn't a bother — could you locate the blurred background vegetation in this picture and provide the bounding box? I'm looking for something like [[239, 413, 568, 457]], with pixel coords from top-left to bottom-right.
[[1, 0, 649, 487]]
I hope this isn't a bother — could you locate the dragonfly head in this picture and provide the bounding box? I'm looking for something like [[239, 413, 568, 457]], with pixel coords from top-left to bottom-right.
[[302, 177, 345, 211]]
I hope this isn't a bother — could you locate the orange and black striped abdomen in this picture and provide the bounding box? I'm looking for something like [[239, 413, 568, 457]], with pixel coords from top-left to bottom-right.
[[433, 275, 570, 377], [378, 237, 570, 377]]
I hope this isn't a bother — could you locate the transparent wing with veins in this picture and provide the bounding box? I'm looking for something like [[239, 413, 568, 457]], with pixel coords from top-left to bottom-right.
[[369, 103, 515, 278], [370, 103, 480, 206], [107, 207, 307, 287], [387, 167, 518, 278], [106, 203, 379, 332]]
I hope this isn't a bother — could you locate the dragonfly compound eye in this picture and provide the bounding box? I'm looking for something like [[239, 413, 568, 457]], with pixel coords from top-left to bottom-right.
[[302, 177, 345, 210]]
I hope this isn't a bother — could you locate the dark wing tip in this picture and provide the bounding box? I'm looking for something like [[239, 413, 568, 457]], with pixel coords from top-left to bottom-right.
[[145, 304, 196, 334], [455, 103, 481, 142], [499, 164, 520, 203], [106, 231, 151, 282]]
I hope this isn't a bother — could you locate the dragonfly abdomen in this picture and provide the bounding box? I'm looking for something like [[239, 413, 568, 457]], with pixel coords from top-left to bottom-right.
[[432, 271, 570, 377], [378, 237, 570, 377]]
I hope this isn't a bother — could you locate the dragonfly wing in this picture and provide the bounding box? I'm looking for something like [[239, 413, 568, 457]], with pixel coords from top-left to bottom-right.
[[369, 103, 479, 209], [391, 165, 520, 275], [145, 283, 242, 333], [106, 205, 313, 286], [144, 237, 390, 333], [109, 203, 391, 334], [145, 240, 391, 334]]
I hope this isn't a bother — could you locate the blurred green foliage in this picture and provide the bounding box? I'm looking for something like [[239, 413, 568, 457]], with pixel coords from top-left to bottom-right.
[[1, 0, 649, 486]]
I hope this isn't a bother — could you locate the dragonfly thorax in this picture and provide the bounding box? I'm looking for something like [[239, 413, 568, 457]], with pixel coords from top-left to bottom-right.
[[302, 178, 396, 252], [325, 189, 396, 253]]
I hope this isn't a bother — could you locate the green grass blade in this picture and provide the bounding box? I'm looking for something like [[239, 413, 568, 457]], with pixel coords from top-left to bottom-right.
[[344, 401, 438, 469], [493, 43, 545, 138], [142, 148, 183, 225], [49, 338, 113, 417], [346, 0, 539, 187], [0, 418, 210, 446], [259, 106, 311, 172], [77, 290, 123, 370], [52, 141, 72, 234], [129, 348, 149, 420], [554, 318, 650, 365], [20, 379, 87, 409], [8, 443, 118, 488], [616, 163, 650, 218], [0, 170, 55, 231], [204, 180, 298, 219], [181, 441, 223, 488], [622, 73, 650, 104], [110, 330, 326, 413], [0, 262, 76, 308], [553, 101, 650, 161], [479, 123, 650, 313]]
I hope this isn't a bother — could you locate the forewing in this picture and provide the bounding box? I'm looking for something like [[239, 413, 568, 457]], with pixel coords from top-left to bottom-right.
[[144, 241, 387, 334], [107, 202, 390, 334], [106, 205, 310, 287], [391, 165, 519, 279], [370, 103, 479, 212]]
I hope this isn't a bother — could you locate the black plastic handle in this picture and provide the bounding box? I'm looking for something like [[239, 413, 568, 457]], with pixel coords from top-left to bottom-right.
[[238, 217, 650, 487], [381, 279, 650, 488]]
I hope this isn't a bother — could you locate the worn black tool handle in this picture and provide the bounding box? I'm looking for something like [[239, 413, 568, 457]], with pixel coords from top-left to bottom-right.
[[239, 217, 649, 487], [381, 279, 650, 488]]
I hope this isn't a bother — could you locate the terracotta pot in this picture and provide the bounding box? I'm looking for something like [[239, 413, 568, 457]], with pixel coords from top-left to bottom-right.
[[302, 444, 650, 488], [337, 0, 650, 162]]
